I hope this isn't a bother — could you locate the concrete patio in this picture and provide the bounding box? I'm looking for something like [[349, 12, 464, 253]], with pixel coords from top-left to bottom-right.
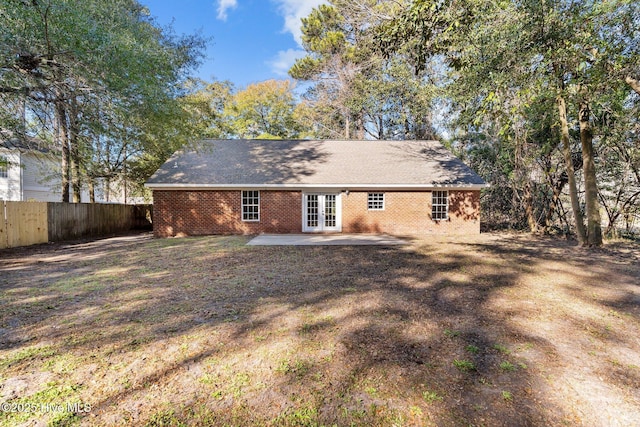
[[246, 234, 408, 246]]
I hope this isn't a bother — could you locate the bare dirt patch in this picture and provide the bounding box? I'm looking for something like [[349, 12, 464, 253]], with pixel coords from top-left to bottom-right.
[[0, 232, 639, 426]]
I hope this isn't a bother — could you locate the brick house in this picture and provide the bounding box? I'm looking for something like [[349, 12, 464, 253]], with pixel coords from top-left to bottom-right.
[[145, 139, 487, 237]]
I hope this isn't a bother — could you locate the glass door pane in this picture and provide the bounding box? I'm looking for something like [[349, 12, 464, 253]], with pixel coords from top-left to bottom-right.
[[307, 194, 319, 227], [324, 194, 336, 227]]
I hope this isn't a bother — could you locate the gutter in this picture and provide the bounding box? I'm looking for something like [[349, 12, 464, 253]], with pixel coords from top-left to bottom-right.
[[144, 183, 489, 191]]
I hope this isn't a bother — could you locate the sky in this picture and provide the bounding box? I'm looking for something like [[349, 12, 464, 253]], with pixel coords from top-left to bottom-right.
[[141, 0, 326, 88]]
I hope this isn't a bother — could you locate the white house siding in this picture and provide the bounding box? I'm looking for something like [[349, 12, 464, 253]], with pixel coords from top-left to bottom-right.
[[11, 152, 126, 203], [91, 178, 128, 204], [1, 148, 131, 203], [22, 152, 63, 202], [0, 150, 23, 201]]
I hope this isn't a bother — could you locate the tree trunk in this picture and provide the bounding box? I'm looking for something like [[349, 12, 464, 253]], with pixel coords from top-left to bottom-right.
[[69, 98, 82, 203], [524, 182, 538, 232], [344, 113, 350, 139], [355, 112, 365, 139], [54, 100, 70, 203], [105, 177, 111, 202], [88, 179, 95, 203], [557, 95, 587, 244], [544, 172, 567, 232], [515, 135, 537, 232], [599, 190, 619, 237], [579, 100, 602, 246]]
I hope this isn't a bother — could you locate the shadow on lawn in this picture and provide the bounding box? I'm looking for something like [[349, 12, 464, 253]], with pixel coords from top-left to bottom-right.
[[0, 233, 638, 426]]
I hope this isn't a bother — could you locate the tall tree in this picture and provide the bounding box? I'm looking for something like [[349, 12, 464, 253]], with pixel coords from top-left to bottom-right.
[[180, 79, 235, 139], [291, 0, 436, 140], [290, 3, 363, 139], [224, 79, 303, 139], [376, 0, 639, 245], [0, 0, 205, 201]]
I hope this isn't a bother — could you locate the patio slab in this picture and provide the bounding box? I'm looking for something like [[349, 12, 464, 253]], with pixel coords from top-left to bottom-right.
[[246, 234, 407, 246]]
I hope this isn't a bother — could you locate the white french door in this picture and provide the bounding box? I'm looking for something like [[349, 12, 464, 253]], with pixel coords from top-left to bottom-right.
[[303, 193, 341, 232]]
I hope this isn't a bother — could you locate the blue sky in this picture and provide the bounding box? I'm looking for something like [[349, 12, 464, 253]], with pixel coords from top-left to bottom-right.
[[141, 0, 326, 88]]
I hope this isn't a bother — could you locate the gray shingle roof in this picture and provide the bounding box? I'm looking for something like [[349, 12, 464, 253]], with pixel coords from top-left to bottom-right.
[[145, 139, 487, 189], [0, 132, 52, 153]]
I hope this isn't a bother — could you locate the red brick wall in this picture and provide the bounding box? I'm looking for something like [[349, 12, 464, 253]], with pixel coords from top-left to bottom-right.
[[341, 191, 480, 236], [153, 190, 302, 237], [152, 189, 480, 237]]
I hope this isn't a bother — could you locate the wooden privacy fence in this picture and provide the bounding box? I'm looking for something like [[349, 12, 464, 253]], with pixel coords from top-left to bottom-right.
[[0, 201, 48, 249], [0, 201, 152, 249]]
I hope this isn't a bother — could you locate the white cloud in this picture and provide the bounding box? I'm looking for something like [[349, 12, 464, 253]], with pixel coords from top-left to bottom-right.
[[272, 0, 327, 46], [216, 0, 238, 21], [267, 48, 306, 76]]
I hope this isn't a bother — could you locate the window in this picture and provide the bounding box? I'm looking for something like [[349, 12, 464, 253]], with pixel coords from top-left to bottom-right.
[[242, 190, 260, 221], [432, 190, 449, 221], [368, 193, 384, 210], [0, 156, 7, 178]]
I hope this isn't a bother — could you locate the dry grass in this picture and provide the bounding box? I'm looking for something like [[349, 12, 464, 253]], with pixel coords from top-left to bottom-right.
[[0, 232, 639, 426]]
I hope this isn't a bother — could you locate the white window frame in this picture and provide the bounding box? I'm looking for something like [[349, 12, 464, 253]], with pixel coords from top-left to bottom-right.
[[0, 156, 7, 178], [432, 190, 449, 221], [367, 192, 385, 210], [241, 190, 260, 222]]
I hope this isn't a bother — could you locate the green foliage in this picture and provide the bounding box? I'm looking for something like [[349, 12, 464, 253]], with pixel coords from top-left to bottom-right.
[[3, 0, 638, 237], [179, 79, 235, 139], [276, 358, 310, 379], [291, 4, 353, 80], [178, 78, 310, 141], [465, 344, 480, 354], [375, 0, 640, 236], [145, 409, 188, 427], [453, 359, 476, 372], [499, 361, 517, 372], [443, 328, 461, 338], [273, 406, 321, 426], [223, 79, 305, 139], [492, 344, 510, 354], [0, 345, 56, 369], [290, 0, 438, 140], [422, 390, 443, 402], [0, 0, 206, 199]]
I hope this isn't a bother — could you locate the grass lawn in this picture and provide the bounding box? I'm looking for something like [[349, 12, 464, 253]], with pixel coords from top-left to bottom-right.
[[0, 232, 639, 426]]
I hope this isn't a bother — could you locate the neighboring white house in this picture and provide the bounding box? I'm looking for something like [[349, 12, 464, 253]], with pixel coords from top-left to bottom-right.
[[0, 137, 129, 203]]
